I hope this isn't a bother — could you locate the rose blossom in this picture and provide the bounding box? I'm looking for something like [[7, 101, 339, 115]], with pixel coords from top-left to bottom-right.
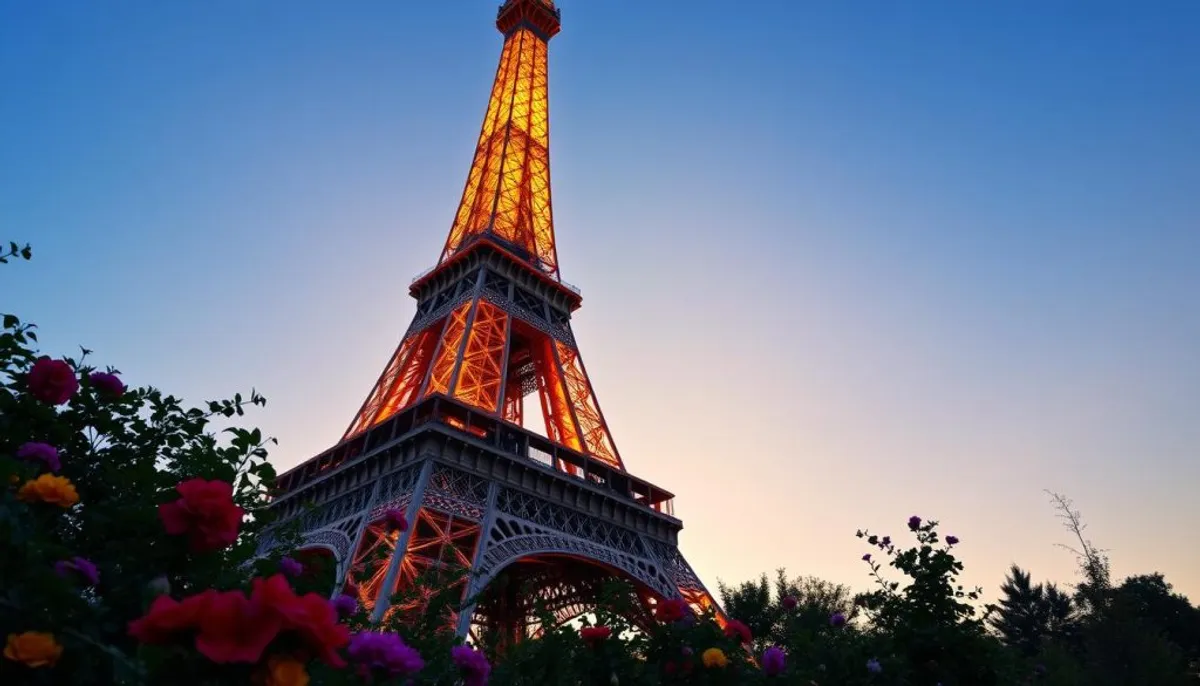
[[451, 645, 490, 686], [54, 556, 100, 586], [27, 358, 78, 405], [17, 442, 60, 472], [158, 478, 244, 553], [762, 646, 786, 676], [88, 371, 125, 398]]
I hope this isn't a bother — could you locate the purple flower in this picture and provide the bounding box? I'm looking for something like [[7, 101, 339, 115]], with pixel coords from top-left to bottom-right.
[[17, 442, 60, 472], [830, 612, 847, 628], [781, 594, 797, 610], [55, 557, 99, 586], [761, 646, 786, 676], [681, 645, 693, 657], [862, 553, 872, 562], [880, 535, 891, 546], [384, 508, 408, 533], [908, 515, 922, 530], [279, 556, 303, 577], [867, 657, 883, 674], [347, 631, 424, 676], [946, 535, 959, 545], [1034, 664, 1047, 676], [867, 534, 878, 545], [451, 645, 490, 686], [88, 371, 125, 398], [332, 593, 358, 617]]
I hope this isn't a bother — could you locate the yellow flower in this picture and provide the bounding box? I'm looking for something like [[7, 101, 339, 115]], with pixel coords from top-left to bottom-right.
[[4, 632, 63, 668], [17, 474, 79, 508], [264, 656, 309, 686], [702, 647, 728, 668]]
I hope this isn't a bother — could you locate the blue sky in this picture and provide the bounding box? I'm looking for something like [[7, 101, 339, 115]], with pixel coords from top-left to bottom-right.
[[3, 0, 1198, 601]]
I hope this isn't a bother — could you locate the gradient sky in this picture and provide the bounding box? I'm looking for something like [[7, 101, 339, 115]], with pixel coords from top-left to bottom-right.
[[3, 0, 1198, 603]]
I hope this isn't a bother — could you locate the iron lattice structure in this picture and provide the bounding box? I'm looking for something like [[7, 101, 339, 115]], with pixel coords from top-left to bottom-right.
[[260, 0, 721, 645]]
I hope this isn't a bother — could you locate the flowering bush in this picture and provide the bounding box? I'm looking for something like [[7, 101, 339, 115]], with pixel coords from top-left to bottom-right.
[[3, 244, 1196, 685]]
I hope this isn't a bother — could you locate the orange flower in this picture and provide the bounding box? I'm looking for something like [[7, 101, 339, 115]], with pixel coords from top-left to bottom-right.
[[264, 656, 309, 686], [701, 647, 728, 668], [17, 474, 79, 508], [4, 632, 62, 668]]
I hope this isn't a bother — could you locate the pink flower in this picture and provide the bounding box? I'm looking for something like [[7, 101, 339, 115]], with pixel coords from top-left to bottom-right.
[[55, 557, 100, 586], [762, 646, 786, 676], [384, 508, 408, 533], [27, 358, 78, 405], [654, 597, 689, 623], [781, 595, 797, 610], [451, 645, 490, 686], [279, 557, 303, 577], [17, 442, 60, 472], [908, 515, 922, 530], [158, 478, 244, 553], [88, 371, 125, 398]]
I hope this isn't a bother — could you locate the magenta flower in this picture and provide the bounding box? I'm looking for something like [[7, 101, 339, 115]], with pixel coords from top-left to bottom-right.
[[88, 371, 125, 398], [946, 535, 959, 545], [27, 357, 78, 405], [762, 646, 786, 676], [16, 442, 60, 472], [332, 593, 358, 617], [781, 594, 797, 610], [384, 508, 408, 533], [279, 556, 303, 577], [348, 631, 424, 676], [908, 515, 922, 530], [451, 645, 490, 686], [55, 557, 99, 586], [862, 553, 872, 562], [830, 612, 847, 628]]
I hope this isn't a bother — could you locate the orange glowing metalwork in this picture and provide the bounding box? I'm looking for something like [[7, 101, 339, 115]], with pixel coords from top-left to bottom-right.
[[343, 327, 441, 439], [534, 337, 582, 453], [427, 302, 472, 395], [441, 27, 558, 277], [553, 342, 622, 468], [383, 508, 481, 621], [451, 300, 509, 412], [345, 520, 401, 615], [343, 335, 418, 438]]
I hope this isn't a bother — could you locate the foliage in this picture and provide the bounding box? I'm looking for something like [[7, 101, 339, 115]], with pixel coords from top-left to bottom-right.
[[3, 244, 1198, 684]]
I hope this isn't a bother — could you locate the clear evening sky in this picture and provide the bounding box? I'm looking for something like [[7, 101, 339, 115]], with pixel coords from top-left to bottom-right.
[[3, 1, 1198, 601]]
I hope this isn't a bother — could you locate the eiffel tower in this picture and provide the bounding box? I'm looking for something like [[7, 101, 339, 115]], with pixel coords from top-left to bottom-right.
[[261, 0, 720, 643]]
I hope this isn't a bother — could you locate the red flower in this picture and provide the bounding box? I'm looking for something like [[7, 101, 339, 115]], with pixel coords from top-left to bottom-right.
[[129, 576, 350, 667], [724, 618, 752, 644], [655, 598, 689, 623], [252, 574, 350, 667], [128, 590, 215, 644], [194, 590, 281, 664], [27, 358, 78, 405], [580, 626, 611, 646], [159, 479, 244, 552]]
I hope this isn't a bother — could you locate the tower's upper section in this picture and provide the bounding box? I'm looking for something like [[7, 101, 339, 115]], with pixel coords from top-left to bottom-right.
[[437, 0, 563, 281]]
